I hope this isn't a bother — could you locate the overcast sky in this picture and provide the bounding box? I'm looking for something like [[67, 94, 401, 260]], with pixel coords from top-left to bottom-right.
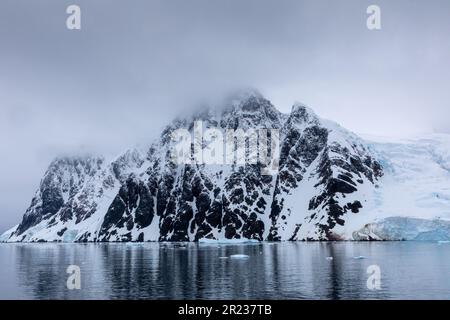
[[1, 0, 450, 232]]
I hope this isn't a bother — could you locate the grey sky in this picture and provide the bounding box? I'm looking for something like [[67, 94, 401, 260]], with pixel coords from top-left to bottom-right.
[[1, 0, 450, 231]]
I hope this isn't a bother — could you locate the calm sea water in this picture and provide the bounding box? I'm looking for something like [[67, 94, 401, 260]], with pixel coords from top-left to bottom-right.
[[0, 242, 449, 300]]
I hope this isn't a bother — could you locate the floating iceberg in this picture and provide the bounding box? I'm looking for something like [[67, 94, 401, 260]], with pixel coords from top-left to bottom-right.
[[198, 238, 259, 245], [229, 254, 250, 259]]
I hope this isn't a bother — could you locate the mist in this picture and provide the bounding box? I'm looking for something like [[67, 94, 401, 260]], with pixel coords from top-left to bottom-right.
[[1, 0, 450, 231]]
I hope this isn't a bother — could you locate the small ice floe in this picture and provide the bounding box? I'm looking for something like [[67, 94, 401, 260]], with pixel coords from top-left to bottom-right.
[[218, 256, 229, 259], [353, 255, 366, 260], [230, 254, 250, 259], [325, 257, 333, 261], [199, 238, 259, 245], [126, 242, 145, 247], [437, 240, 450, 245]]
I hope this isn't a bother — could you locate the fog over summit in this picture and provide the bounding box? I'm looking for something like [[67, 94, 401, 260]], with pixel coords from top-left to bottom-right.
[[1, 0, 450, 231]]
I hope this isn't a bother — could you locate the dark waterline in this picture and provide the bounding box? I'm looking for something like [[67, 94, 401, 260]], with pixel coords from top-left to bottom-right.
[[0, 242, 449, 300]]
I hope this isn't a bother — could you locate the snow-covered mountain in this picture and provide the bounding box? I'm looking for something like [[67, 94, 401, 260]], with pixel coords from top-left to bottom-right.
[[2, 91, 450, 242]]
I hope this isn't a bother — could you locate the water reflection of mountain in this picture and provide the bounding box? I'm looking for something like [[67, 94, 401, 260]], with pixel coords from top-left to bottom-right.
[[12, 242, 430, 299]]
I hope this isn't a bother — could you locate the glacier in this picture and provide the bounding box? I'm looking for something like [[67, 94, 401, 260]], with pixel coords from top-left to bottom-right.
[[353, 217, 450, 241], [346, 134, 450, 240]]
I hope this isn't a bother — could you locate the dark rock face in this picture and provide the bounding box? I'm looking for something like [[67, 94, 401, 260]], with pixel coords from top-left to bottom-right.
[[5, 92, 383, 242], [14, 157, 103, 236], [98, 176, 155, 241]]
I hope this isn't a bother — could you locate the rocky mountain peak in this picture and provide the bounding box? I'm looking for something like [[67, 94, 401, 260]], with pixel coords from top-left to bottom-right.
[[2, 90, 390, 242], [289, 102, 319, 126]]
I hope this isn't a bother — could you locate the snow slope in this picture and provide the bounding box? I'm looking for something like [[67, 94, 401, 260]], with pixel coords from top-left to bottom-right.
[[349, 134, 450, 240]]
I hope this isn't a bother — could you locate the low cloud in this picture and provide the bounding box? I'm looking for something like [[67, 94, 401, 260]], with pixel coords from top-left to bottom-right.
[[1, 0, 450, 231]]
